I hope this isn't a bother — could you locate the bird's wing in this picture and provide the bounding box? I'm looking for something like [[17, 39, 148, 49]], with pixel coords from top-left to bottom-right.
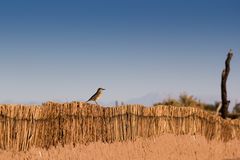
[[86, 92, 97, 102]]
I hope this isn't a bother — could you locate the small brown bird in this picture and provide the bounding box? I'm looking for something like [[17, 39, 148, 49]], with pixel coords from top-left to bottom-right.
[[86, 88, 105, 105]]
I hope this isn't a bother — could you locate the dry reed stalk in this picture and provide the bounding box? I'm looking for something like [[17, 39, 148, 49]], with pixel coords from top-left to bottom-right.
[[0, 102, 239, 151]]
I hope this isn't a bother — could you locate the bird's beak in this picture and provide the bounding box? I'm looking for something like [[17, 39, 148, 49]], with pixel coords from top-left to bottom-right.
[[103, 88, 106, 90]]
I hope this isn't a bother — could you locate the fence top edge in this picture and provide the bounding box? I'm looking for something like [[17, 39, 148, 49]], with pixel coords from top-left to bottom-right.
[[0, 101, 239, 123]]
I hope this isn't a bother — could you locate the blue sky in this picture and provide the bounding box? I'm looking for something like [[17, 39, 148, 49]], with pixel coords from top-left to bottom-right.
[[0, 1, 240, 108]]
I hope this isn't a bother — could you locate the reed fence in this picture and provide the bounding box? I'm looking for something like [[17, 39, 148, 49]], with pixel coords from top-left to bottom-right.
[[0, 101, 239, 151]]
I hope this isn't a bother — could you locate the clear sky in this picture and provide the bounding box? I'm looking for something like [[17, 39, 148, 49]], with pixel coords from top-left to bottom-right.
[[0, 0, 240, 108]]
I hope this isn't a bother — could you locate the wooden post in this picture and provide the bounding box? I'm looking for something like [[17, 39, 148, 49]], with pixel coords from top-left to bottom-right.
[[220, 50, 233, 119]]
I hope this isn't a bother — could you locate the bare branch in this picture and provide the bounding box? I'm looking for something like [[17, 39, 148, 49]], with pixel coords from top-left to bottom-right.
[[220, 50, 233, 119]]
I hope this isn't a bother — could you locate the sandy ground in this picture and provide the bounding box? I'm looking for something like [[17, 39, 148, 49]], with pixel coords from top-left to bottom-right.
[[0, 134, 239, 160]]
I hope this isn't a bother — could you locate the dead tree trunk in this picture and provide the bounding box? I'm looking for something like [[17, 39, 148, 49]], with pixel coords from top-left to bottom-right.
[[220, 50, 233, 119]]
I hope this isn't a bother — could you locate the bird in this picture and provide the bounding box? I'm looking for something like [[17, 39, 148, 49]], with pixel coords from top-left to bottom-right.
[[86, 88, 105, 105]]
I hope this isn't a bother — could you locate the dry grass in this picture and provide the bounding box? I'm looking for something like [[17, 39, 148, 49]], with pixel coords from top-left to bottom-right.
[[0, 134, 239, 160]]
